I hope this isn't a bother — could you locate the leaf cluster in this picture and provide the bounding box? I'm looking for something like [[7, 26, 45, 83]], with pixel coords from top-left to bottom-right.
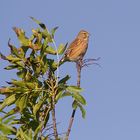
[[0, 17, 86, 140]]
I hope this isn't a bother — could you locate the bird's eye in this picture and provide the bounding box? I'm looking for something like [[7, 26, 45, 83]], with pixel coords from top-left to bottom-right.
[[84, 33, 87, 36]]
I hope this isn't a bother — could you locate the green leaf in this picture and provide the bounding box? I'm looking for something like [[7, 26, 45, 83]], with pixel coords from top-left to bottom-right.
[[51, 61, 58, 69], [13, 27, 30, 47], [41, 28, 50, 39], [72, 100, 78, 109], [6, 55, 21, 62], [34, 122, 44, 139], [55, 91, 63, 101], [16, 94, 28, 112], [61, 92, 72, 98], [0, 88, 12, 95], [34, 65, 41, 76], [57, 43, 68, 55], [19, 36, 30, 47], [28, 120, 39, 131], [3, 116, 16, 124], [72, 92, 86, 105], [40, 40, 48, 57], [12, 80, 25, 87], [30, 50, 35, 61], [16, 61, 24, 67], [3, 108, 19, 119], [21, 46, 29, 56], [58, 75, 70, 84], [41, 65, 48, 75], [25, 82, 35, 89], [28, 129, 33, 140], [51, 26, 59, 38], [17, 128, 32, 140], [77, 102, 86, 118], [30, 17, 46, 30], [43, 38, 48, 46], [0, 123, 16, 135], [17, 69, 27, 78], [72, 101, 86, 118], [4, 65, 18, 70], [0, 52, 7, 60], [45, 46, 56, 54], [0, 135, 9, 140], [0, 87, 12, 94], [0, 94, 16, 111], [33, 99, 44, 116], [8, 39, 19, 57], [41, 56, 48, 74], [25, 71, 32, 81], [67, 86, 83, 93], [4, 61, 24, 70]]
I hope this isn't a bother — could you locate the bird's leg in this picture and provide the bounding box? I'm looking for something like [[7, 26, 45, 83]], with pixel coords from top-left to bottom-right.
[[76, 59, 83, 69], [76, 59, 82, 87]]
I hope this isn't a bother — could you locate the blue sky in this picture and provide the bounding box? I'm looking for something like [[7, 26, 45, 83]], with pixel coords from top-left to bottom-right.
[[1, 0, 140, 139]]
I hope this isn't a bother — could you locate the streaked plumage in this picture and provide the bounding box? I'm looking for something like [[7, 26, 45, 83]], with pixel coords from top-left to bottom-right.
[[60, 30, 89, 63]]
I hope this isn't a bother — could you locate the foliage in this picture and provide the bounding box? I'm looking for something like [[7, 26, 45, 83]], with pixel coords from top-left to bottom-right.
[[0, 17, 86, 140]]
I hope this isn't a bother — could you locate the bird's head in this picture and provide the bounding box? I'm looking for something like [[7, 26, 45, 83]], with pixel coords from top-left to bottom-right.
[[77, 30, 90, 40]]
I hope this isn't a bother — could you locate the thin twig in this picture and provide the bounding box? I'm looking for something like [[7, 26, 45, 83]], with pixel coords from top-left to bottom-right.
[[51, 82, 59, 139], [51, 107, 58, 139], [65, 109, 76, 140], [82, 57, 101, 68]]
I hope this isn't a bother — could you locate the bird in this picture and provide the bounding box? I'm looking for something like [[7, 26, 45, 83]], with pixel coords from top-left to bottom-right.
[[60, 30, 90, 64]]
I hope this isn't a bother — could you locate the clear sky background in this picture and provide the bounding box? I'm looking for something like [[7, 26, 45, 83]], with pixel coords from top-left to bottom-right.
[[0, 0, 140, 140]]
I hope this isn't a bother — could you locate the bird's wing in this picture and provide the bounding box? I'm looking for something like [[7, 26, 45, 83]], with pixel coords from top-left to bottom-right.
[[65, 38, 81, 57]]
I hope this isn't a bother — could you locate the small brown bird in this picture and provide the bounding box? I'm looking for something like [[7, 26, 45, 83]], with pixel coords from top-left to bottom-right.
[[60, 30, 90, 63]]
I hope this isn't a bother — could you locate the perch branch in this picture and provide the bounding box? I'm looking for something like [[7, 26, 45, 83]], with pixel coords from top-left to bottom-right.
[[65, 57, 100, 140], [65, 59, 82, 140]]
